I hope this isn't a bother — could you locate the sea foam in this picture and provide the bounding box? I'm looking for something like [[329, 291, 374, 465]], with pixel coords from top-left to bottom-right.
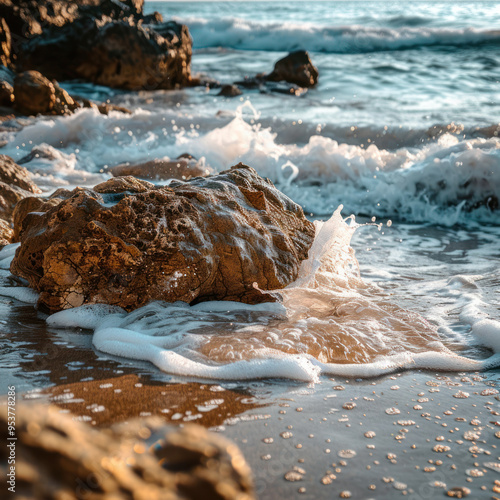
[[45, 209, 500, 382]]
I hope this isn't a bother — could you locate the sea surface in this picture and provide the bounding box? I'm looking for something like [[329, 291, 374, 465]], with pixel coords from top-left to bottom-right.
[[0, 0, 499, 383]]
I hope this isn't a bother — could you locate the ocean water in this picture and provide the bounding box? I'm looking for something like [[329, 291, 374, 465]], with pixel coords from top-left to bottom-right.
[[0, 0, 499, 383]]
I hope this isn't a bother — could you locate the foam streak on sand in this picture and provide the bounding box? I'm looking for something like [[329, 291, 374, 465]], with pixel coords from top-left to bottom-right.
[[41, 209, 500, 382]]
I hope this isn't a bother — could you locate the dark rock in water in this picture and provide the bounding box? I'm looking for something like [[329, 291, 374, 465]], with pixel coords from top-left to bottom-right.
[[265, 50, 319, 88], [0, 79, 13, 106], [218, 84, 242, 97], [11, 164, 315, 312], [0, 403, 256, 500], [110, 156, 211, 181], [0, 18, 10, 67], [234, 51, 317, 95], [0, 218, 12, 247], [13, 70, 79, 115], [19, 17, 192, 91]]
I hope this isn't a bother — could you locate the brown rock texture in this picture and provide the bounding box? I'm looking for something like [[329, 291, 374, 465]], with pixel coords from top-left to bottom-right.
[[0, 403, 255, 500], [19, 18, 192, 91], [11, 165, 315, 312], [110, 156, 211, 181], [0, 218, 13, 247], [0, 17, 10, 66], [13, 70, 80, 115], [0, 154, 41, 222], [266, 50, 319, 88], [0, 79, 14, 106]]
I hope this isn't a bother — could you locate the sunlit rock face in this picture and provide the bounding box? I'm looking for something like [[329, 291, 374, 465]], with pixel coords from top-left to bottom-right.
[[0, 155, 41, 240], [0, 403, 256, 500], [11, 164, 316, 312]]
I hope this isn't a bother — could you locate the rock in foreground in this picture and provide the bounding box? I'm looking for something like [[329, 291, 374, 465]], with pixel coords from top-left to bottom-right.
[[11, 165, 315, 312], [0, 403, 255, 500]]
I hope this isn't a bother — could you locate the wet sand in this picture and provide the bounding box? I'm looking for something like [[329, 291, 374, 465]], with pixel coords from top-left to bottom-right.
[[3, 310, 499, 500]]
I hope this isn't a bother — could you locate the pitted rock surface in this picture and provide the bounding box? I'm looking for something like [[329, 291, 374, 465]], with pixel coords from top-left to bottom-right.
[[11, 164, 315, 312], [0, 403, 255, 500]]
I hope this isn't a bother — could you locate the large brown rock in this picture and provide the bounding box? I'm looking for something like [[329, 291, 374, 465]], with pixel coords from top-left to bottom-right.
[[266, 50, 319, 88], [11, 165, 315, 312], [13, 70, 80, 115], [19, 17, 192, 91], [0, 403, 255, 500]]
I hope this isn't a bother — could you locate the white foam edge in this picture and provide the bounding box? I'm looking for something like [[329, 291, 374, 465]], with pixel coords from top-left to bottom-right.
[[0, 286, 39, 304]]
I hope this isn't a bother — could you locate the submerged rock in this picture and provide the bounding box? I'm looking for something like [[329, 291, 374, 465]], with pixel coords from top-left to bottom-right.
[[218, 84, 242, 97], [110, 156, 212, 181], [0, 403, 255, 500], [265, 50, 319, 88], [11, 165, 315, 312]]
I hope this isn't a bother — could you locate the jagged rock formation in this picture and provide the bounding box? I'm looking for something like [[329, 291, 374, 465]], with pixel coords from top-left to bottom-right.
[[0, 0, 192, 91], [11, 165, 315, 312], [0, 403, 255, 500]]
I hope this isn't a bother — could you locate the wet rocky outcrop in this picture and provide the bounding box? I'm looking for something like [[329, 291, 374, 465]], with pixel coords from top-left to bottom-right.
[[11, 165, 315, 312], [0, 403, 255, 500], [0, 17, 10, 67], [0, 154, 41, 222], [19, 18, 192, 91], [110, 155, 212, 181], [1, 0, 192, 91]]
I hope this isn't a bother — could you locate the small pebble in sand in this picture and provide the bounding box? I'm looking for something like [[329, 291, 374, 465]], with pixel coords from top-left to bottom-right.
[[495, 431, 500, 438], [463, 430, 480, 441], [261, 454, 271, 460], [432, 481, 447, 488], [465, 468, 483, 477], [342, 402, 357, 410], [480, 388, 498, 396], [321, 473, 336, 484], [386, 453, 397, 460], [333, 386, 345, 391], [339, 491, 351, 498], [298, 487, 306, 494], [393, 481, 407, 490], [391, 385, 400, 390], [433, 444, 451, 452], [284, 471, 303, 482], [453, 391, 470, 399], [386, 407, 400, 415], [413, 405, 423, 410], [280, 431, 293, 439], [446, 486, 471, 498], [262, 437, 274, 444], [364, 431, 376, 438], [397, 419, 415, 426]]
